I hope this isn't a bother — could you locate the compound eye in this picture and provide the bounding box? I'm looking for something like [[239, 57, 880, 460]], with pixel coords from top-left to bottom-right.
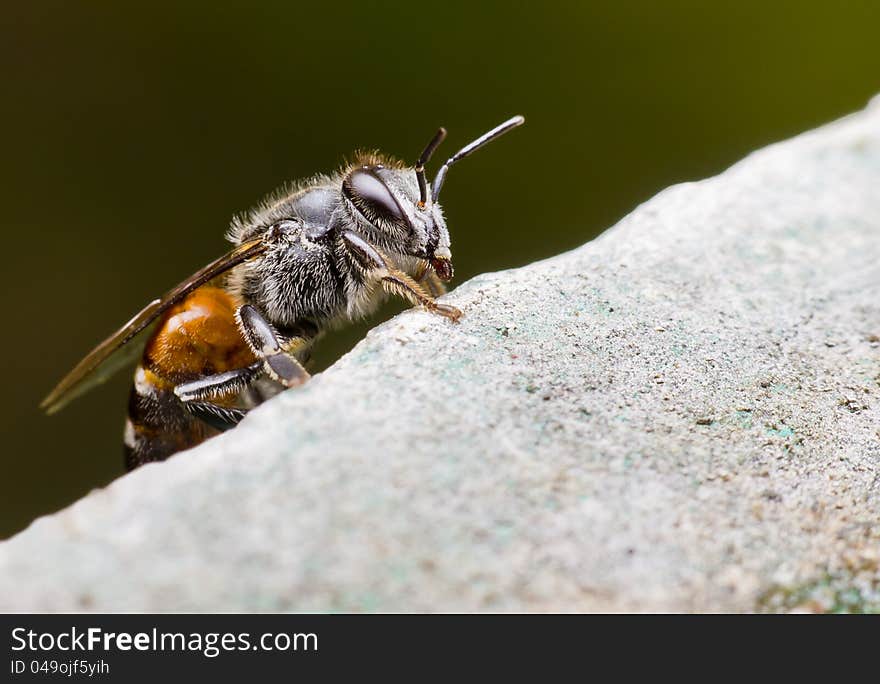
[[343, 167, 407, 225]]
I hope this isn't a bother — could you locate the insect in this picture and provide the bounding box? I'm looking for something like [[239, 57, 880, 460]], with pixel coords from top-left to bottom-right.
[[41, 115, 525, 470]]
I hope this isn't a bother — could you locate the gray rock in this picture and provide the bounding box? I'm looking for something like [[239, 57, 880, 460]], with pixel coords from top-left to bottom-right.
[[3, 99, 880, 613]]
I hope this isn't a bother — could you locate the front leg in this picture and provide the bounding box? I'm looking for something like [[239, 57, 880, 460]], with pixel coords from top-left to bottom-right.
[[342, 231, 461, 322], [414, 261, 448, 298]]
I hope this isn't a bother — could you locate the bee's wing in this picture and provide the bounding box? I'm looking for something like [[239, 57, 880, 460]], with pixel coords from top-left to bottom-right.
[[41, 238, 267, 414]]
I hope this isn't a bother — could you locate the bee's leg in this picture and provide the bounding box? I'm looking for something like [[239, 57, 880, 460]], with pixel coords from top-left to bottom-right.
[[183, 401, 248, 432], [174, 362, 263, 431], [174, 362, 263, 404], [342, 231, 461, 322], [383, 270, 461, 321], [235, 304, 311, 387], [418, 268, 448, 298]]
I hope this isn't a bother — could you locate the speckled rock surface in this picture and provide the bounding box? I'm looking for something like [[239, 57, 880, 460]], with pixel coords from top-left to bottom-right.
[[2, 100, 880, 613]]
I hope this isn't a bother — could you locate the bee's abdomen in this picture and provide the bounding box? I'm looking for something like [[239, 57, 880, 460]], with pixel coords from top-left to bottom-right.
[[123, 366, 211, 470], [123, 286, 257, 470]]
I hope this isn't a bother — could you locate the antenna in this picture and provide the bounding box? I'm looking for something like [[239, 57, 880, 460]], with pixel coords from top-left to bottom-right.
[[431, 115, 525, 203], [415, 127, 447, 207]]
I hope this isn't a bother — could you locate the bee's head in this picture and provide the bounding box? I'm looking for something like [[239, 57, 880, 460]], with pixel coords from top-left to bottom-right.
[[340, 115, 524, 282], [341, 162, 453, 280]]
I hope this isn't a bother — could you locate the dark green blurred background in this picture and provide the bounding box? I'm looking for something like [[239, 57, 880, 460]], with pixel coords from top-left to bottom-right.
[[2, 1, 878, 539]]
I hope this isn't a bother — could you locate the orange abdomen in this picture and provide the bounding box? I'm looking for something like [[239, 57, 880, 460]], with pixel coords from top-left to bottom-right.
[[124, 286, 257, 469]]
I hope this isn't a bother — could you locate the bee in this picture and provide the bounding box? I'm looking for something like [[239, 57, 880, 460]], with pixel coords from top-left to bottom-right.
[[42, 116, 525, 470]]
